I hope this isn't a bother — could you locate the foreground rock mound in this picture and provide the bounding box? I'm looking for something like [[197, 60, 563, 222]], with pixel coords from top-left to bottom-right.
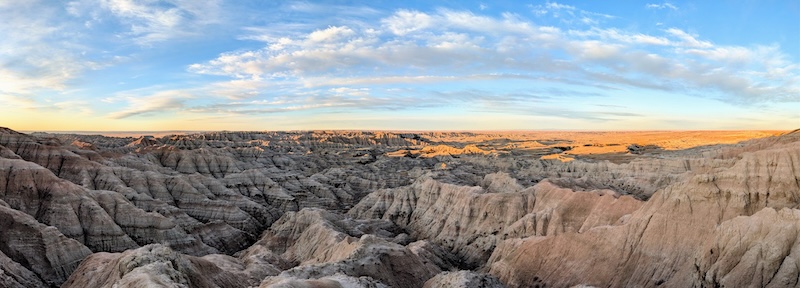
[[62, 244, 251, 288], [695, 208, 800, 287], [245, 208, 441, 287]]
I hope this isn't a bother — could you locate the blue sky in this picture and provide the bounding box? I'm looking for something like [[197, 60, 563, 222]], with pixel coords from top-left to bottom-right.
[[1, 0, 798, 131]]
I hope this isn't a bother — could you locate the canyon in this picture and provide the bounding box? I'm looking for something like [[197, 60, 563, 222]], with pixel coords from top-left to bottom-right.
[[0, 127, 796, 287]]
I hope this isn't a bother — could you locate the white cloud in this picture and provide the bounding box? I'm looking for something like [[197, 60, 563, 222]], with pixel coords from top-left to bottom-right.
[[666, 28, 713, 48], [0, 94, 38, 109], [546, 2, 576, 11], [646, 2, 678, 10], [570, 28, 672, 46], [308, 26, 355, 43], [109, 90, 193, 118], [0, 0, 102, 109], [208, 79, 268, 100], [67, 0, 222, 45], [382, 10, 433, 35], [301, 75, 459, 87], [569, 40, 623, 60]]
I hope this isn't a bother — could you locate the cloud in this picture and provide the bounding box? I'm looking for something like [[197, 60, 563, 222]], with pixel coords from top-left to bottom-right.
[[307, 26, 356, 42], [188, 87, 440, 115], [67, 0, 222, 45], [286, 2, 380, 16], [109, 90, 192, 119], [665, 28, 712, 48], [475, 99, 644, 121], [0, 0, 114, 114], [0, 94, 38, 109], [546, 2, 576, 11], [188, 10, 554, 81], [531, 2, 614, 24], [207, 79, 269, 100], [646, 2, 678, 10], [182, 5, 799, 120], [569, 28, 671, 46], [382, 10, 434, 35], [0, 3, 74, 94], [0, 93, 93, 115]]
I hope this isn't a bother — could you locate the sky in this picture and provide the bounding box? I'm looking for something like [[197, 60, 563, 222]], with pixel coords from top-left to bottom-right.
[[1, 0, 799, 132]]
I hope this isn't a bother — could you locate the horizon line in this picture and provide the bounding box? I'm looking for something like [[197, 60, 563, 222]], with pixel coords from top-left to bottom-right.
[[18, 128, 791, 134]]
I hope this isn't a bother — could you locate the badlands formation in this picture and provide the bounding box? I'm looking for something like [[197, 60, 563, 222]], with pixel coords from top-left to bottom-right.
[[0, 127, 797, 287]]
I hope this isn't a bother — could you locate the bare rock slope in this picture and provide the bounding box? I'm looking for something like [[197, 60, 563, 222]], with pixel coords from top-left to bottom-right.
[[488, 132, 800, 287], [0, 127, 797, 287]]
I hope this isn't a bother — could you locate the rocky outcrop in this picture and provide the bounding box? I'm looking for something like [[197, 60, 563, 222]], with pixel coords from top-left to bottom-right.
[[2, 126, 797, 287], [423, 271, 506, 288], [62, 244, 254, 288], [487, 136, 800, 287], [0, 200, 92, 286], [144, 204, 509, 287], [388, 144, 492, 158], [0, 247, 46, 288], [694, 208, 800, 287], [241, 208, 441, 287], [350, 172, 641, 267], [0, 158, 140, 252], [126, 136, 159, 148], [259, 273, 389, 288], [2, 128, 440, 285], [264, 234, 440, 288]]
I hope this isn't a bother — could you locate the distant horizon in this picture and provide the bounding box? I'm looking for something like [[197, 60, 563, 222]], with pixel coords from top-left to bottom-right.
[[18, 127, 792, 134], [2, 1, 798, 131]]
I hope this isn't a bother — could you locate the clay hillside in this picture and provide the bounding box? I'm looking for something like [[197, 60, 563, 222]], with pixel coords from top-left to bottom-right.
[[0, 127, 798, 287]]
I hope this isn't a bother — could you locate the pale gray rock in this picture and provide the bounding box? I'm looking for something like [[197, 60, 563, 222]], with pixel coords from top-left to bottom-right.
[[62, 244, 253, 288], [0, 202, 92, 286], [260, 273, 388, 288], [0, 158, 139, 252], [243, 208, 441, 288], [270, 235, 440, 288], [0, 247, 46, 288], [423, 270, 506, 288], [349, 175, 641, 267]]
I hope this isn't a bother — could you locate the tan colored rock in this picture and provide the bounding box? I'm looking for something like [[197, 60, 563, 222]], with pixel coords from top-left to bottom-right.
[[694, 207, 800, 287], [126, 136, 159, 147], [487, 136, 800, 287]]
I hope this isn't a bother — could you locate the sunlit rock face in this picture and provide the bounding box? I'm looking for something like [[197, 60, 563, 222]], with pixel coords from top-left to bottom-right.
[[0, 127, 797, 287]]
